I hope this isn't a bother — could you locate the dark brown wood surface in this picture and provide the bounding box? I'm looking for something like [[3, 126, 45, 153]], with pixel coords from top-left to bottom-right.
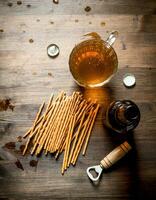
[[0, 0, 156, 199]]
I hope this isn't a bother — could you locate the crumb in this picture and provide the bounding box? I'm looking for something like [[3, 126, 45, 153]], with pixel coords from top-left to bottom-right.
[[89, 21, 92, 24], [0, 29, 4, 32], [15, 159, 24, 170], [50, 21, 54, 24], [7, 2, 13, 7], [53, 0, 59, 4], [0, 98, 15, 111], [29, 39, 34, 43], [17, 1, 22, 5], [75, 19, 79, 23], [27, 4, 31, 8], [84, 6, 91, 12], [17, 136, 22, 143], [121, 40, 126, 50], [48, 72, 53, 77], [36, 19, 40, 22], [19, 144, 25, 153], [4, 142, 16, 149], [101, 21, 105, 26], [29, 160, 38, 167]]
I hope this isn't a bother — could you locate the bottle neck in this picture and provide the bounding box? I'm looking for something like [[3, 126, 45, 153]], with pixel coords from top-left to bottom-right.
[[107, 100, 140, 133], [116, 105, 127, 124], [116, 104, 139, 124]]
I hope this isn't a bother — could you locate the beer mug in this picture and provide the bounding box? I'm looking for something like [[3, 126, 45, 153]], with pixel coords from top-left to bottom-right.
[[69, 31, 118, 88]]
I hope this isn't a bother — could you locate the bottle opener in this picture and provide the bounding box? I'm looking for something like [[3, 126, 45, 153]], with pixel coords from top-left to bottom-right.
[[87, 141, 132, 181]]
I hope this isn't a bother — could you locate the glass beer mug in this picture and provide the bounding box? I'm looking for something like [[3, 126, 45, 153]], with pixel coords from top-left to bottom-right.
[[69, 31, 118, 88]]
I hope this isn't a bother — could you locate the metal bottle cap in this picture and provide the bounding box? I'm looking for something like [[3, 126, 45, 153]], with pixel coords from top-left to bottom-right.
[[123, 73, 136, 88], [47, 44, 59, 58]]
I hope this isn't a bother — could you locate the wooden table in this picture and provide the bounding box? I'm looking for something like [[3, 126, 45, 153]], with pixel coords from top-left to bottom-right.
[[0, 0, 156, 199]]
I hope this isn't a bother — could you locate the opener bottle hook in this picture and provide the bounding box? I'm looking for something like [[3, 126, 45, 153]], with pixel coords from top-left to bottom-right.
[[87, 141, 132, 181]]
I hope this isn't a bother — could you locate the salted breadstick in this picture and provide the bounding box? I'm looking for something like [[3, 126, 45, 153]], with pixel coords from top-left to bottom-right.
[[35, 103, 57, 155], [23, 115, 46, 155], [74, 104, 99, 163], [23, 128, 31, 138], [22, 102, 45, 155], [23, 102, 45, 138], [25, 107, 52, 140], [61, 101, 93, 156], [31, 94, 54, 155], [53, 100, 69, 150], [31, 102, 45, 129], [62, 116, 73, 174], [32, 95, 54, 144], [41, 102, 63, 154], [58, 95, 81, 152], [47, 97, 70, 152], [86, 100, 97, 112], [71, 109, 93, 164], [63, 117, 73, 171], [35, 94, 64, 154], [57, 135, 66, 155], [67, 111, 86, 167], [54, 135, 66, 159], [75, 101, 87, 121], [22, 138, 31, 155], [45, 92, 66, 152], [75, 100, 93, 124], [59, 108, 86, 156], [82, 104, 100, 155], [72, 110, 94, 165], [73, 110, 94, 165], [44, 98, 64, 153], [50, 100, 68, 152], [55, 91, 66, 102], [22, 91, 99, 174], [65, 114, 76, 170], [54, 98, 74, 150], [23, 109, 50, 139], [43, 99, 64, 153]]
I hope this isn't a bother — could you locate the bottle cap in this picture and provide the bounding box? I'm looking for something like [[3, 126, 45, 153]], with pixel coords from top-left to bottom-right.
[[47, 44, 59, 58], [123, 73, 136, 88]]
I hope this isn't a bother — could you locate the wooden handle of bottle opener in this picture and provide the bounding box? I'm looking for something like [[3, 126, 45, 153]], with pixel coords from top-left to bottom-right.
[[100, 141, 132, 169]]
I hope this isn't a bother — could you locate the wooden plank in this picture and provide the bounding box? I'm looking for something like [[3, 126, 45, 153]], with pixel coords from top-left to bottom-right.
[[0, 66, 156, 199], [0, 0, 156, 15], [0, 15, 156, 72]]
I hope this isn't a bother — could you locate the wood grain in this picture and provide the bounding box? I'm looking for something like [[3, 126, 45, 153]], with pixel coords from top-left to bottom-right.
[[0, 0, 156, 199]]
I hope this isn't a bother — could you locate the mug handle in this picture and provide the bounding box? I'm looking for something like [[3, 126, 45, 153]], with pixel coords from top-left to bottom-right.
[[106, 31, 118, 46]]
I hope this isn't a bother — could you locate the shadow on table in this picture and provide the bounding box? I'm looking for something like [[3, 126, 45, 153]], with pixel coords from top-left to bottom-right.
[[73, 83, 155, 199], [86, 129, 155, 199]]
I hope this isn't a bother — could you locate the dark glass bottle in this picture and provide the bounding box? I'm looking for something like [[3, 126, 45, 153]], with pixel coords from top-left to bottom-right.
[[105, 100, 140, 133]]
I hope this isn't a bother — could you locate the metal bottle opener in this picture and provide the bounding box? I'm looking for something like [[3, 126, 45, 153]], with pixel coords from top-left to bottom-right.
[[87, 141, 132, 181]]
